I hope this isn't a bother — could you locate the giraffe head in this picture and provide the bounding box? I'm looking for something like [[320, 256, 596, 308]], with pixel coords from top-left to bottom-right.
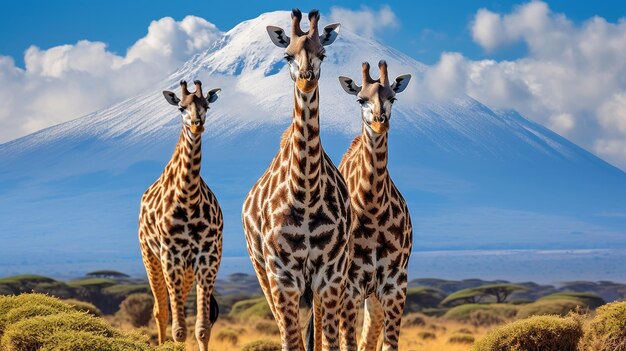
[[162, 80, 220, 135], [338, 61, 411, 134], [266, 9, 340, 92]]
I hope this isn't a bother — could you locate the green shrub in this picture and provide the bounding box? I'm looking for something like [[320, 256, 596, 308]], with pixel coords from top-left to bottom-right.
[[449, 333, 475, 344], [229, 297, 272, 320], [118, 293, 154, 327], [404, 287, 446, 312], [39, 331, 149, 351], [579, 301, 626, 351], [402, 313, 427, 327], [154, 341, 186, 351], [0, 311, 123, 350], [216, 329, 239, 345], [417, 331, 436, 340], [472, 315, 583, 351], [516, 299, 583, 319], [538, 292, 605, 309], [0, 294, 75, 335], [241, 340, 282, 351], [444, 304, 517, 324], [63, 299, 103, 316], [254, 321, 280, 335]]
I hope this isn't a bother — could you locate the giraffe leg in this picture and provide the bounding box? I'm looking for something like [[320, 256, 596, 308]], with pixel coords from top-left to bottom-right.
[[358, 296, 384, 351], [313, 294, 323, 351], [340, 285, 362, 351], [315, 276, 346, 351], [267, 267, 305, 351], [379, 288, 407, 351], [194, 257, 218, 351], [161, 252, 188, 343], [141, 244, 169, 344], [250, 258, 278, 319]]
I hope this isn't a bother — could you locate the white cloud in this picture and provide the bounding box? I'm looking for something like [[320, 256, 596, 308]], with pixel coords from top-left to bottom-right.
[[422, 1, 626, 169], [329, 5, 399, 38], [0, 16, 221, 143]]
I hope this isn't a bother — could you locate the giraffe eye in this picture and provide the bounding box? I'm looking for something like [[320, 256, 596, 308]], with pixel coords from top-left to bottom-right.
[[283, 54, 294, 62], [357, 98, 367, 105], [390, 97, 398, 103], [178, 107, 185, 112]]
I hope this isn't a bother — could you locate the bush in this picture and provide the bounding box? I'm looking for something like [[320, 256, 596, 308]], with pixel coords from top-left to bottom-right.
[[404, 287, 446, 312], [444, 304, 517, 324], [472, 315, 583, 351], [229, 297, 272, 320], [216, 329, 239, 345], [0, 311, 123, 350], [0, 294, 75, 335], [516, 299, 583, 319], [449, 333, 475, 344], [0, 293, 178, 351], [63, 298, 103, 316], [241, 340, 282, 351], [579, 301, 626, 351], [402, 313, 427, 327], [255, 321, 280, 335], [39, 331, 149, 351], [538, 292, 605, 309], [417, 331, 436, 340], [154, 342, 185, 351], [118, 293, 154, 327]]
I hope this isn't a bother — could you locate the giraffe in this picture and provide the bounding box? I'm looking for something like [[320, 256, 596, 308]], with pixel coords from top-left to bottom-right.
[[138, 80, 222, 351], [241, 9, 351, 351], [336, 61, 413, 351]]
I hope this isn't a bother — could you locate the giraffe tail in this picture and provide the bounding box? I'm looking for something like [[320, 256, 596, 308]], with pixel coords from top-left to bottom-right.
[[209, 293, 219, 324], [302, 285, 314, 351]]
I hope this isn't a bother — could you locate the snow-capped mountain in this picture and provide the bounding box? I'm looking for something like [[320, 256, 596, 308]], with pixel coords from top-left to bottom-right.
[[1, 11, 625, 277]]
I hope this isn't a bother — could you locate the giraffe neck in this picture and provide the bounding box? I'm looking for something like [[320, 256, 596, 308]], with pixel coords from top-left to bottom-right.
[[360, 124, 389, 196], [166, 127, 202, 204], [290, 84, 322, 200]]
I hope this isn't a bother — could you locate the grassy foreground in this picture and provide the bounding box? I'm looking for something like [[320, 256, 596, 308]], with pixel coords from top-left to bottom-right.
[[1, 272, 625, 350]]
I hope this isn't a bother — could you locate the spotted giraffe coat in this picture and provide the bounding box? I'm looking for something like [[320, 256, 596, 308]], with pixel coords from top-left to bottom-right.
[[242, 84, 352, 350], [138, 83, 222, 350], [339, 126, 413, 351]]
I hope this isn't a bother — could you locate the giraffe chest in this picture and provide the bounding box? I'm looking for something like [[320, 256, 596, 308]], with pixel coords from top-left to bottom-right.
[[140, 184, 222, 258]]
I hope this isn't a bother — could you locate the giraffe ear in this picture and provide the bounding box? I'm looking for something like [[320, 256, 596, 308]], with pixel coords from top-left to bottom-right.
[[267, 26, 290, 48], [320, 23, 340, 46], [162, 91, 180, 106], [338, 76, 361, 96], [391, 74, 411, 94], [206, 88, 221, 104]]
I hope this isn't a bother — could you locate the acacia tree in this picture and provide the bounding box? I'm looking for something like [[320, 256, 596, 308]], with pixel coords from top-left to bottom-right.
[[476, 284, 527, 303], [441, 284, 527, 306]]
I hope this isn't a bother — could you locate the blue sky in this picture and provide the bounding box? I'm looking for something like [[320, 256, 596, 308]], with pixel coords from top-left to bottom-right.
[[2, 0, 625, 66], [1, 1, 626, 170]]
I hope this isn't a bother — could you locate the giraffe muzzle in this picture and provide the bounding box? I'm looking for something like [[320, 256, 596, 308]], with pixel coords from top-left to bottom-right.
[[299, 70, 314, 81], [190, 120, 205, 134], [370, 121, 389, 134]]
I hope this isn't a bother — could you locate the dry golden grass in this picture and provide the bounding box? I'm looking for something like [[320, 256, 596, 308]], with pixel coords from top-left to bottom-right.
[[111, 311, 491, 351]]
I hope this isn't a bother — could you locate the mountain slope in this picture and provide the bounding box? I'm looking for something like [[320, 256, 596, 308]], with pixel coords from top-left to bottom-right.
[[0, 11, 625, 277]]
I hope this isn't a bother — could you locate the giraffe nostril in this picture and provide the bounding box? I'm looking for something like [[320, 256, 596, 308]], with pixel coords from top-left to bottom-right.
[[300, 70, 313, 80]]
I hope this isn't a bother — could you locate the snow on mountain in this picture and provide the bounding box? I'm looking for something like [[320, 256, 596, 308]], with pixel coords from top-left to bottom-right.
[[0, 11, 625, 277]]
